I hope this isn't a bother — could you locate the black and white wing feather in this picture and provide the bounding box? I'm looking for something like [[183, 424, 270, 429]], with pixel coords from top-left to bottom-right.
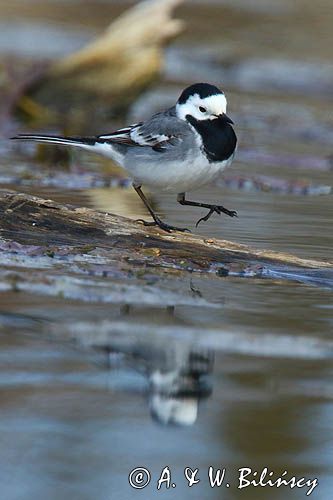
[[98, 110, 184, 151], [11, 108, 188, 155]]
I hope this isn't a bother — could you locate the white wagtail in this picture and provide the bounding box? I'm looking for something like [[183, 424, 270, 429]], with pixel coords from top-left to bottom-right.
[[12, 83, 237, 232]]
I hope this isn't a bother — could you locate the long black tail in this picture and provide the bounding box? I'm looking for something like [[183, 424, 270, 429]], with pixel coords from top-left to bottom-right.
[[11, 134, 97, 148]]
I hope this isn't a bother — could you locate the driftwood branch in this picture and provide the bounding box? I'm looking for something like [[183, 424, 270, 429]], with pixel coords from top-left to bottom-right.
[[24, 0, 184, 112], [48, 0, 183, 91], [0, 189, 332, 286]]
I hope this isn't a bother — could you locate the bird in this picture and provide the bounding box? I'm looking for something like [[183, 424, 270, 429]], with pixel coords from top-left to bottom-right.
[[11, 82, 238, 232]]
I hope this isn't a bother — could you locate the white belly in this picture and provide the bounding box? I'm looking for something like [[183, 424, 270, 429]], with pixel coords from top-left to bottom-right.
[[127, 153, 234, 194], [93, 135, 236, 194]]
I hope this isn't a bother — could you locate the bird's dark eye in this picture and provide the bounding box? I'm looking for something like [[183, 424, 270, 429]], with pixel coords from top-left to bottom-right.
[[199, 106, 207, 113]]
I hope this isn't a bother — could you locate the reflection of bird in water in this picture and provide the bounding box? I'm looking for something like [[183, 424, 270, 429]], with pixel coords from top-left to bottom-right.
[[102, 342, 214, 426], [149, 349, 214, 426]]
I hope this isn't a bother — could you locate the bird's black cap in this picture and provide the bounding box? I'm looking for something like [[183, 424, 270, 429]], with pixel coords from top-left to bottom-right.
[[177, 83, 224, 104]]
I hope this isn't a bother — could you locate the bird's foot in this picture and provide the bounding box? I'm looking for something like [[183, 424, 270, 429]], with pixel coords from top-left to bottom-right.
[[136, 218, 190, 233], [195, 205, 238, 227]]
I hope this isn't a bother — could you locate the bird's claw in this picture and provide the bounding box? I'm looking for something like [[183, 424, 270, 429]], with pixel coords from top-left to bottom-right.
[[136, 218, 190, 233], [223, 208, 238, 217], [214, 205, 238, 217], [159, 223, 191, 233], [136, 219, 156, 226], [195, 208, 215, 227], [195, 205, 238, 227]]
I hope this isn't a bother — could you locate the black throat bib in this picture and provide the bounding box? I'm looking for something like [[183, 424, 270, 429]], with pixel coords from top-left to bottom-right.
[[186, 115, 237, 163]]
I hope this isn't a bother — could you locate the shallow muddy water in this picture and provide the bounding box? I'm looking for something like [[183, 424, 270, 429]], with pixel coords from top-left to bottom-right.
[[0, 1, 332, 499]]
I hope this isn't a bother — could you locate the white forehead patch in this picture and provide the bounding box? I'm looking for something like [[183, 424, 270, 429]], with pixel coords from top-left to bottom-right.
[[201, 94, 227, 115], [176, 92, 227, 121]]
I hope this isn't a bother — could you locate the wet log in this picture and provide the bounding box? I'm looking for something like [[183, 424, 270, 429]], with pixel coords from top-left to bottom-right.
[[0, 189, 332, 287]]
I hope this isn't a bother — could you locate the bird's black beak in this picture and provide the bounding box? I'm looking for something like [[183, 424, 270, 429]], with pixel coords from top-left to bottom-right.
[[217, 113, 234, 125]]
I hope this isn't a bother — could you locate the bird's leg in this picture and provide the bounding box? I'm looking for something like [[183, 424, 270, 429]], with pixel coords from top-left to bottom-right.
[[177, 192, 237, 227], [133, 184, 190, 233]]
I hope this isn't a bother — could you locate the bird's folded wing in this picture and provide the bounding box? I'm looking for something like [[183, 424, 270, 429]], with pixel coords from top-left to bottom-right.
[[98, 111, 187, 151]]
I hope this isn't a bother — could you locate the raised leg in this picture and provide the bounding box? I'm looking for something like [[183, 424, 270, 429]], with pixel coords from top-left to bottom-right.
[[177, 192, 237, 227], [133, 184, 190, 233]]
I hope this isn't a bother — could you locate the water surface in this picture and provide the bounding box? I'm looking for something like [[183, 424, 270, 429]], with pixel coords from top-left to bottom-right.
[[0, 1, 332, 499]]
